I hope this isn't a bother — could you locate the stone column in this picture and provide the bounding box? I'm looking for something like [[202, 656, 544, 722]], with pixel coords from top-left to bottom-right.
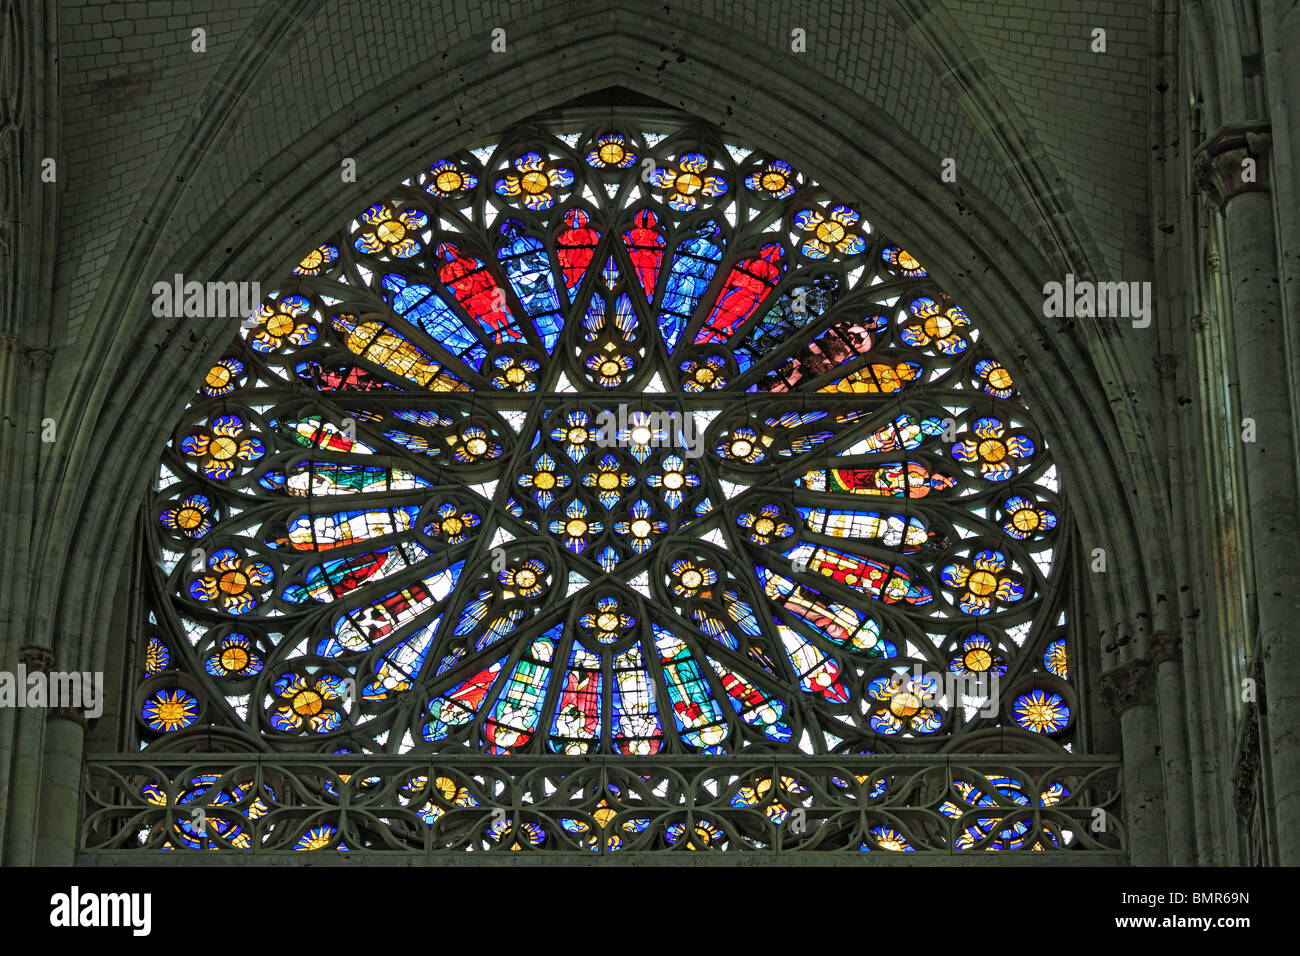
[[1150, 630, 1194, 864], [3, 645, 52, 865], [1266, 0, 1300, 474], [1195, 123, 1300, 864], [1100, 658, 1168, 865], [35, 709, 85, 866]]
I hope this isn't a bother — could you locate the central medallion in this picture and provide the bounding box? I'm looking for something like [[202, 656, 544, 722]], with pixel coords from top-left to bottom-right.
[[510, 403, 710, 573]]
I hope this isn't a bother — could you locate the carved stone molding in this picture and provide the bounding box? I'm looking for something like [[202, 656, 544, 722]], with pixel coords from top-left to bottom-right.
[[23, 346, 51, 372], [1149, 629, 1183, 667], [50, 705, 88, 730], [1193, 122, 1272, 211], [1099, 657, 1156, 715], [18, 644, 53, 673]]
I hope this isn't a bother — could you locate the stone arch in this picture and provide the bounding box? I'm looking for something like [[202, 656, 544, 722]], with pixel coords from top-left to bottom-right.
[[38, 4, 1166, 700]]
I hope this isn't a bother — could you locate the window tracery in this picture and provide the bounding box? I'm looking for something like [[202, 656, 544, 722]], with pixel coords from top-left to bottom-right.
[[141, 117, 1076, 764]]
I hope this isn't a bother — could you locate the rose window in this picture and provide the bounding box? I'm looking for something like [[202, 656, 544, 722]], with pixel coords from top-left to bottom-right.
[[142, 119, 1075, 757]]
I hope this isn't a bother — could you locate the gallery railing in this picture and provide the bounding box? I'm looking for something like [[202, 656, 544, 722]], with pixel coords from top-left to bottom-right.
[[80, 753, 1124, 861]]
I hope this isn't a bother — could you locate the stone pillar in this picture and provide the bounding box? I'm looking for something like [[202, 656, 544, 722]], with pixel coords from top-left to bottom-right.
[[1269, 0, 1300, 462], [35, 709, 85, 866], [1100, 658, 1168, 865], [1195, 123, 1300, 864], [1150, 630, 1194, 864], [3, 645, 52, 865]]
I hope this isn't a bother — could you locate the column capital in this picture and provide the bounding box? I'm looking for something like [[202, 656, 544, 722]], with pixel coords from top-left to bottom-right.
[[1193, 121, 1271, 211], [1099, 657, 1156, 715], [1149, 629, 1183, 666], [18, 645, 53, 673], [23, 347, 53, 373], [49, 706, 89, 730]]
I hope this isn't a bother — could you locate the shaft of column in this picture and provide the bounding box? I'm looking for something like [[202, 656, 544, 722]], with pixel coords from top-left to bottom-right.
[[1101, 658, 1169, 865], [35, 712, 85, 866], [2, 647, 53, 866], [1151, 632, 1194, 864], [1223, 192, 1300, 863], [1196, 126, 1300, 864]]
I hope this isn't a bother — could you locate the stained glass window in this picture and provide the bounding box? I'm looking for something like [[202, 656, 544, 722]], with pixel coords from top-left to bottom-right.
[[142, 117, 1076, 757]]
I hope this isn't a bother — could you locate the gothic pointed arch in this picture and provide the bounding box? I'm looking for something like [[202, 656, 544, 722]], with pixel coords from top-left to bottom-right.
[[104, 108, 1117, 856], [142, 112, 1083, 753]]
